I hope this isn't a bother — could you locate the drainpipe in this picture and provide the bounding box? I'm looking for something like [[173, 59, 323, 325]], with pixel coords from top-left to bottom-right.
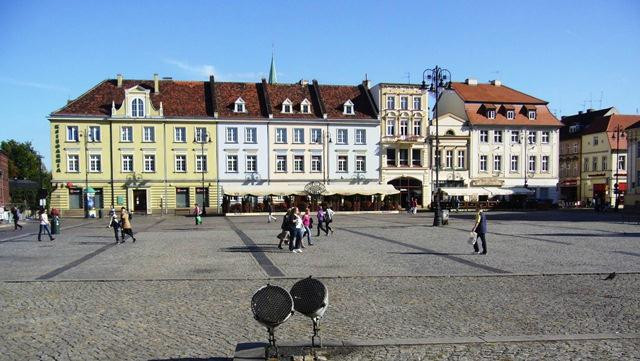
[[163, 122, 168, 215], [109, 118, 115, 208]]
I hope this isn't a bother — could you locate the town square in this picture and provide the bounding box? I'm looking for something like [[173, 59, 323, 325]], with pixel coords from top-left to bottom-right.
[[1, 0, 639, 360]]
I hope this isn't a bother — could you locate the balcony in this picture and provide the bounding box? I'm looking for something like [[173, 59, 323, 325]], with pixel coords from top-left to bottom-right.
[[382, 135, 425, 144]]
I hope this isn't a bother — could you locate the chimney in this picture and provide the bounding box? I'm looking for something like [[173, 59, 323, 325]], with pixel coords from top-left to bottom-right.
[[153, 74, 159, 93], [578, 111, 583, 114], [116, 74, 123, 88], [586, 108, 594, 113], [490, 79, 502, 87], [465, 78, 478, 86], [299, 79, 308, 86]]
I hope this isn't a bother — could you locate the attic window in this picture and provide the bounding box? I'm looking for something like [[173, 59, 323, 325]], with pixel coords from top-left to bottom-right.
[[282, 98, 293, 114], [343, 100, 355, 115], [131, 98, 144, 117], [487, 110, 496, 119], [234, 97, 246, 113], [528, 110, 537, 120], [506, 110, 515, 120], [301, 99, 311, 114]]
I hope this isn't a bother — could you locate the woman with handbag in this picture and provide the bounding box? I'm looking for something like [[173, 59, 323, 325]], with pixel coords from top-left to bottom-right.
[[301, 207, 314, 246]]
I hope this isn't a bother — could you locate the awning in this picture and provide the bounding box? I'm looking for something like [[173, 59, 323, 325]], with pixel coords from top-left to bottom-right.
[[324, 183, 400, 196], [483, 187, 513, 196], [441, 187, 491, 196], [506, 187, 536, 195], [222, 184, 305, 196]]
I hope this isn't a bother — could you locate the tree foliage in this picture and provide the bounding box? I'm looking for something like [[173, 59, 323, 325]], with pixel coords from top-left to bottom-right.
[[1, 140, 51, 209]]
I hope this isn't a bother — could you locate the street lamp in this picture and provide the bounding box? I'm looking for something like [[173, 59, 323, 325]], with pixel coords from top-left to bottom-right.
[[194, 129, 212, 215], [421, 66, 452, 227], [612, 125, 625, 211]]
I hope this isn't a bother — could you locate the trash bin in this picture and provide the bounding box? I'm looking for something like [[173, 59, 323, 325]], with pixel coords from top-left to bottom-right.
[[51, 216, 60, 234], [441, 209, 450, 225], [98, 209, 103, 218]]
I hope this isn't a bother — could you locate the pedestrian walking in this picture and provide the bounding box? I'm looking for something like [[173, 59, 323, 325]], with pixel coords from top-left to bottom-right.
[[291, 207, 303, 253], [120, 207, 136, 243], [107, 212, 121, 243], [471, 207, 487, 255], [37, 208, 55, 241], [194, 203, 202, 225], [302, 207, 314, 246], [11, 206, 22, 231], [265, 197, 277, 223], [451, 197, 460, 212], [277, 208, 293, 249], [411, 198, 418, 214], [316, 206, 327, 236], [325, 206, 335, 235]]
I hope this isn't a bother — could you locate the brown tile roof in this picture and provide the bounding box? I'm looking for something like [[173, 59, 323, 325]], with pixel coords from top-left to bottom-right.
[[451, 82, 547, 104], [627, 120, 640, 130], [559, 108, 615, 140], [465, 104, 562, 127], [582, 114, 640, 135], [215, 82, 265, 119], [266, 83, 319, 118], [317, 85, 377, 119]]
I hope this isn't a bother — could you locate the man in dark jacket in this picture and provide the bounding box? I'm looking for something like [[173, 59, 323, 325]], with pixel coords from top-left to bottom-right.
[[471, 208, 488, 255], [11, 207, 23, 230]]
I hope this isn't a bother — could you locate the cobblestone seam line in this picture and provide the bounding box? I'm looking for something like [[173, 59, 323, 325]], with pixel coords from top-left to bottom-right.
[[340, 227, 510, 274], [0, 222, 89, 244], [614, 251, 640, 257], [225, 218, 285, 277], [446, 225, 572, 245]]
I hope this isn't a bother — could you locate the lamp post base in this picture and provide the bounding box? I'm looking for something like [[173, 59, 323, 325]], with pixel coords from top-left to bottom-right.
[[433, 204, 443, 227]]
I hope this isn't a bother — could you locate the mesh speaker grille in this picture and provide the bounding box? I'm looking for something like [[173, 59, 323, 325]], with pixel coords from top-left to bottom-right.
[[251, 285, 293, 328], [290, 277, 327, 317]]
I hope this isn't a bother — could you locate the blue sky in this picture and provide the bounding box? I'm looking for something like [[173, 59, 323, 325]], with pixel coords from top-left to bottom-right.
[[1, 0, 638, 167]]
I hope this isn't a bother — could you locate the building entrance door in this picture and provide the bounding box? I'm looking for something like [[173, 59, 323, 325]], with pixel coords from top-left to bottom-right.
[[388, 177, 423, 209], [133, 189, 147, 213]]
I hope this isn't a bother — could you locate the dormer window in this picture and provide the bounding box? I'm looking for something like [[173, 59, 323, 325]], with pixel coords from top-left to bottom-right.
[[487, 110, 496, 119], [282, 98, 293, 114], [506, 110, 515, 119], [234, 97, 246, 113], [131, 98, 144, 117], [528, 110, 537, 120], [343, 100, 355, 115], [300, 99, 311, 114]]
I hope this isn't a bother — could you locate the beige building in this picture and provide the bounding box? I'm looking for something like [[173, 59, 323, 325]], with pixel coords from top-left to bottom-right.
[[625, 121, 640, 209], [369, 83, 430, 208]]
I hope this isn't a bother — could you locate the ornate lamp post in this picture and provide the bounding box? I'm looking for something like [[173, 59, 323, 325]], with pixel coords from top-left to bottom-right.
[[421, 66, 452, 227], [194, 129, 212, 215], [612, 124, 625, 211]]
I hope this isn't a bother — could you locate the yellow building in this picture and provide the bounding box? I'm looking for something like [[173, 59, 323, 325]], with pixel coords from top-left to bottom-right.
[[625, 121, 640, 209], [49, 74, 219, 216]]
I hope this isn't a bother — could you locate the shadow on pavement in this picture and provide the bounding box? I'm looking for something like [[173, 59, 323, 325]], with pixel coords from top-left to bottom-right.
[[149, 358, 231, 361], [388, 251, 476, 256]]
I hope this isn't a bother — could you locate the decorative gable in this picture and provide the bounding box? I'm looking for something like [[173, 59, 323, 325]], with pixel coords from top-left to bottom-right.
[[234, 97, 246, 113], [343, 99, 355, 115], [112, 85, 162, 118], [281, 98, 293, 113], [300, 98, 311, 114]]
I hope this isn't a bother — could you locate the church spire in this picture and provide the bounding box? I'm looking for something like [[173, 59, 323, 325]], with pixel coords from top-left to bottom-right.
[[268, 50, 277, 84]]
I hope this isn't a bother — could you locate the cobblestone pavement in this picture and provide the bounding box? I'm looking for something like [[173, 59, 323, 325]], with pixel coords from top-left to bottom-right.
[[0, 210, 639, 359]]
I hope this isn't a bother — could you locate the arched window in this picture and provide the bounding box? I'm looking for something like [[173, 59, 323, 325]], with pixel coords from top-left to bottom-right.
[[446, 130, 455, 136], [132, 98, 144, 117]]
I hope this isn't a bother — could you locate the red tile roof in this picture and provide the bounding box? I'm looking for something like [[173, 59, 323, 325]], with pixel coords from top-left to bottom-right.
[[451, 82, 547, 104], [215, 82, 265, 119], [318, 85, 377, 119], [266, 83, 318, 118], [465, 104, 562, 127]]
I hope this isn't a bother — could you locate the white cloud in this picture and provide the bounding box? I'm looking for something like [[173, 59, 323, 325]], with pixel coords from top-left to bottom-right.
[[163, 59, 216, 77], [0, 77, 68, 92]]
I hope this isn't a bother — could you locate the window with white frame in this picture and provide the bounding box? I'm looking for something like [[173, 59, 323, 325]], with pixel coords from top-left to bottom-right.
[[246, 155, 257, 172], [175, 154, 186, 172], [67, 126, 79, 142], [386, 117, 395, 136], [584, 158, 589, 172], [144, 154, 155, 172], [494, 130, 503, 143], [618, 154, 626, 170], [480, 130, 489, 143], [355, 129, 366, 144], [143, 126, 155, 142], [400, 96, 408, 110], [511, 130, 520, 143], [121, 126, 133, 142], [529, 155, 536, 172], [592, 157, 597, 171], [196, 155, 207, 172], [131, 98, 144, 117], [413, 97, 421, 110], [343, 100, 355, 115], [400, 149, 410, 166], [226, 127, 238, 143], [399, 119, 408, 136], [479, 155, 487, 171], [276, 155, 287, 172], [282, 99, 293, 113], [88, 126, 101, 142], [511, 155, 519, 172], [174, 127, 186, 142], [226, 155, 237, 172], [301, 99, 311, 114], [602, 156, 607, 171], [122, 154, 133, 172], [275, 128, 287, 143], [311, 155, 322, 172], [337, 155, 348, 172], [541, 131, 550, 144], [494, 155, 502, 171], [542, 156, 549, 172], [293, 155, 304, 172], [89, 154, 101, 172], [413, 118, 421, 136], [445, 150, 453, 168], [67, 154, 79, 172], [412, 149, 421, 166], [593, 136, 598, 146], [234, 97, 246, 113], [337, 129, 348, 144], [293, 128, 304, 143], [528, 131, 537, 144], [487, 110, 496, 119], [457, 150, 465, 169], [528, 110, 537, 120], [386, 95, 395, 110], [311, 128, 322, 144], [355, 155, 366, 172], [245, 128, 257, 143], [506, 110, 515, 119], [195, 127, 207, 143], [386, 148, 396, 167]]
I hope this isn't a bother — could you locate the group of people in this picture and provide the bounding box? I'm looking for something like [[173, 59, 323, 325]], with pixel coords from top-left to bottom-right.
[[276, 205, 334, 253], [106, 207, 136, 244]]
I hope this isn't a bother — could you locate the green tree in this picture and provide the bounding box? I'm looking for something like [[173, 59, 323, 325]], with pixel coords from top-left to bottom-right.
[[1, 140, 51, 210]]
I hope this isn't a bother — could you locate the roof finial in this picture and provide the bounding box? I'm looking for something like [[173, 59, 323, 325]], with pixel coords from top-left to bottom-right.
[[268, 45, 277, 84]]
